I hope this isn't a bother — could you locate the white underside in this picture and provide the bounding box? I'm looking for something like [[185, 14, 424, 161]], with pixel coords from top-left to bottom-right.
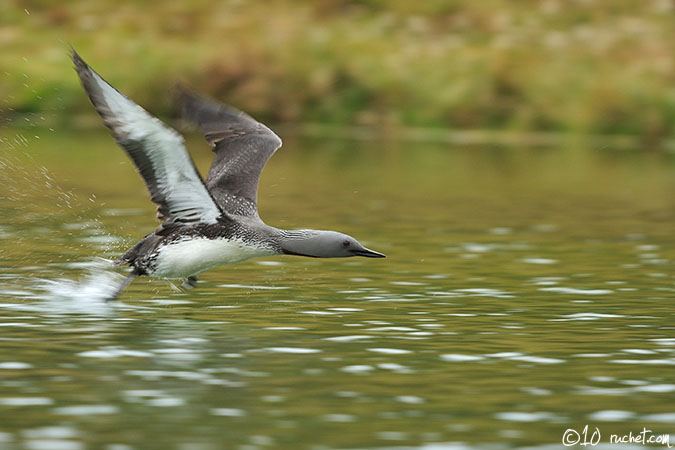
[[152, 237, 275, 279]]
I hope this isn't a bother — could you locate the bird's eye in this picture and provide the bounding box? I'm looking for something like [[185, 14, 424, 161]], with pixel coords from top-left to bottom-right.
[[342, 240, 350, 247]]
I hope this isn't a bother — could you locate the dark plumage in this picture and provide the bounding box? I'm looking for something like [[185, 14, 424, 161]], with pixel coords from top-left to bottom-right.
[[178, 87, 282, 217]]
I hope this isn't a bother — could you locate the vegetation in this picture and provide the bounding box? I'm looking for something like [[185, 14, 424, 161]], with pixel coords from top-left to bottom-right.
[[2, 0, 674, 141]]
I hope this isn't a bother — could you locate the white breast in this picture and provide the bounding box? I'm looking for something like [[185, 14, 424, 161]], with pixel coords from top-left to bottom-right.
[[152, 237, 275, 279]]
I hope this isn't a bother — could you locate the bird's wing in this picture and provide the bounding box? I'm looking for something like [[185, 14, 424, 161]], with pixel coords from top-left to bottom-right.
[[178, 88, 282, 217], [72, 50, 224, 225]]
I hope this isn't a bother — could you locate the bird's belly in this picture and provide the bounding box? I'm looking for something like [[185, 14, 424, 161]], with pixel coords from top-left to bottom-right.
[[151, 237, 274, 279]]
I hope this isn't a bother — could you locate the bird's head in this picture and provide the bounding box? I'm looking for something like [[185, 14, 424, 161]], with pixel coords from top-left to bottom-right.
[[282, 230, 385, 259]]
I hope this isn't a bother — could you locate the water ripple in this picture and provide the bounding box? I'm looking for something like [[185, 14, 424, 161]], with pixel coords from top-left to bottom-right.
[[539, 287, 613, 295], [324, 335, 373, 342], [0, 397, 53, 406], [260, 347, 321, 354], [495, 411, 565, 422], [551, 312, 624, 321], [211, 408, 246, 417], [588, 410, 635, 421], [77, 348, 153, 359], [52, 405, 118, 415], [440, 354, 485, 362], [367, 348, 413, 354]]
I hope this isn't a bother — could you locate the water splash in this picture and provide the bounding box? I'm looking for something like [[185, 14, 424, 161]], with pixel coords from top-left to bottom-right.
[[36, 258, 125, 310]]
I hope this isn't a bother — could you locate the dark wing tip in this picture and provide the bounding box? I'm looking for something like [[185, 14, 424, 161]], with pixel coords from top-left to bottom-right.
[[175, 85, 249, 123], [174, 84, 205, 124], [71, 49, 109, 120], [71, 47, 89, 75], [71, 48, 100, 98], [175, 85, 266, 147], [70, 49, 136, 147], [173, 82, 192, 109], [175, 85, 283, 149]]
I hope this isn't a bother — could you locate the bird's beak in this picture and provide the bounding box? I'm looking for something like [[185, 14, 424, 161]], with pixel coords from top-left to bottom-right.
[[352, 247, 386, 258]]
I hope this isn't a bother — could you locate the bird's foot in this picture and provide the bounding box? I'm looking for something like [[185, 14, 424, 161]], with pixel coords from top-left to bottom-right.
[[182, 276, 198, 290], [105, 271, 137, 302]]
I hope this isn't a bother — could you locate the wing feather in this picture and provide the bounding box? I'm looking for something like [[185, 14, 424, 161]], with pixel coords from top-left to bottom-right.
[[72, 50, 223, 225], [178, 88, 282, 217]]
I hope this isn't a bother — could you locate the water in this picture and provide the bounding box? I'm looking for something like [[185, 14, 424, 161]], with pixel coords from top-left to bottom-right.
[[0, 128, 674, 449]]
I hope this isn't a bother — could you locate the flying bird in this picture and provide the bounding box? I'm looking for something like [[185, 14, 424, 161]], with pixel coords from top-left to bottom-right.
[[72, 50, 385, 300]]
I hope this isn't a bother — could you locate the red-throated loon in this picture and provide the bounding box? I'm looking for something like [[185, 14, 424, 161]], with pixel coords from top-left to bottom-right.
[[72, 50, 385, 300]]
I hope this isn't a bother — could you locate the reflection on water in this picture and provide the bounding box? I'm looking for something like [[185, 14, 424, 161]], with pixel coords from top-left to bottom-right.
[[0, 129, 674, 449]]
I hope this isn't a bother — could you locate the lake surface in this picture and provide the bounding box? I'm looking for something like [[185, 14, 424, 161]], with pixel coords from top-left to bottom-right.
[[0, 127, 674, 449]]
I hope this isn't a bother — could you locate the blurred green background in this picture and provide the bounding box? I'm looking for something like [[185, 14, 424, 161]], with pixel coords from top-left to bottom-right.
[[1, 3, 675, 450], [2, 0, 674, 144]]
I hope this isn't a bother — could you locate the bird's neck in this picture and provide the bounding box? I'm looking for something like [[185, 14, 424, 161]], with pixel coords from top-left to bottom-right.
[[276, 229, 324, 258]]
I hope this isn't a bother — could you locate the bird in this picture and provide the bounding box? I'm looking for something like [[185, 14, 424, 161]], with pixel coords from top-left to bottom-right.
[[72, 50, 385, 300]]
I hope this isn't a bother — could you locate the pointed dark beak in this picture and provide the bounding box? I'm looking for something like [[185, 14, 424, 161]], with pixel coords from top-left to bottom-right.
[[352, 247, 386, 258]]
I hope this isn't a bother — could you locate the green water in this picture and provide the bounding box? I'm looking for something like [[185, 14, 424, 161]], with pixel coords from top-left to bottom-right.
[[0, 128, 674, 450]]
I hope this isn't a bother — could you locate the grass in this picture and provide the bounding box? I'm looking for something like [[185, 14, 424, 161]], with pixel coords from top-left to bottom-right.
[[1, 0, 674, 142]]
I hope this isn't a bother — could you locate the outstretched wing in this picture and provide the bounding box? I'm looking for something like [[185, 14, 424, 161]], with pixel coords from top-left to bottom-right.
[[72, 50, 223, 225], [178, 88, 282, 217]]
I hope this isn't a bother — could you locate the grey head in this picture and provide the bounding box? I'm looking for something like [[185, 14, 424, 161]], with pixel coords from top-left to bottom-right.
[[280, 230, 385, 258]]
